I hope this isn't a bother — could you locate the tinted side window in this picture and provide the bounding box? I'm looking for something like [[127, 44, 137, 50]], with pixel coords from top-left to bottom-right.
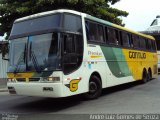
[[63, 34, 75, 53], [121, 32, 131, 47], [132, 35, 139, 48], [107, 28, 119, 45], [148, 39, 152, 50], [130, 34, 133, 47], [154, 35, 160, 50], [156, 39, 160, 50], [140, 37, 146, 50], [85, 21, 104, 43], [85, 21, 96, 41], [97, 24, 104, 42], [151, 40, 156, 51]]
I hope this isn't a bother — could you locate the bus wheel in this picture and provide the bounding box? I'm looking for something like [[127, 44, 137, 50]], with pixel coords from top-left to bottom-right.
[[84, 75, 102, 100], [142, 70, 148, 83], [148, 69, 152, 80]]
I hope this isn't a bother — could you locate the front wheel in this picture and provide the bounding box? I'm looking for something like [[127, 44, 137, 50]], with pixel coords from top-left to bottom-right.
[[84, 75, 102, 100]]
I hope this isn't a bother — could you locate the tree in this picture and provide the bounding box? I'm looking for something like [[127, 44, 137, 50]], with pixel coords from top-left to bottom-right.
[[0, 0, 128, 39]]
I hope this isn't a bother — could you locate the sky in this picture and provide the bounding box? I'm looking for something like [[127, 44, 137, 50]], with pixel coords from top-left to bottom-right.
[[112, 0, 160, 31]]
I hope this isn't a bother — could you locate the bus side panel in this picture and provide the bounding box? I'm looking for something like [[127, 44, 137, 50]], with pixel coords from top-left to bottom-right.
[[122, 49, 158, 80], [100, 46, 134, 87]]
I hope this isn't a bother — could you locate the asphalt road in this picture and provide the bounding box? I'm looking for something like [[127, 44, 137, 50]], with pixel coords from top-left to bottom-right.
[[1, 76, 160, 120]]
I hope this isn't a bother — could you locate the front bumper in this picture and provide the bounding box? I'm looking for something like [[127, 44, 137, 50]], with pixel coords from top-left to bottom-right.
[[7, 82, 64, 98]]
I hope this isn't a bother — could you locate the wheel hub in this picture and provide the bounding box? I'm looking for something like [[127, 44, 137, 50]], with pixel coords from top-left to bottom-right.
[[89, 81, 98, 93]]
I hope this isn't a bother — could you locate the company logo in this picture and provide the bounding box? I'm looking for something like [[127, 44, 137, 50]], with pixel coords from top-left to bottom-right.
[[129, 51, 146, 59], [88, 51, 103, 58], [13, 73, 23, 77], [65, 79, 81, 92]]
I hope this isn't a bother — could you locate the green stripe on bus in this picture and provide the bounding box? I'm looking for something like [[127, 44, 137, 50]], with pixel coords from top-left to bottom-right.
[[101, 46, 132, 78]]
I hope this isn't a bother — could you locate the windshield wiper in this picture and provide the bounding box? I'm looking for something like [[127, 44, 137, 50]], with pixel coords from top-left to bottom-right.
[[29, 42, 41, 73], [31, 51, 41, 72]]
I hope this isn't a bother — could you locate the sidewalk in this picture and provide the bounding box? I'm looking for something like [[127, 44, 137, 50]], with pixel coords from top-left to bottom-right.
[[0, 78, 8, 92], [0, 87, 8, 92]]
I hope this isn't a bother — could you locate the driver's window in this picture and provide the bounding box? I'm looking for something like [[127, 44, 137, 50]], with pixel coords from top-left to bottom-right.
[[62, 33, 83, 74], [63, 34, 75, 54], [62, 34, 77, 74]]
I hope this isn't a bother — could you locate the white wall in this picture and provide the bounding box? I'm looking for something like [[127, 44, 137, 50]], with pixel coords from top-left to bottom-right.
[[0, 53, 8, 78]]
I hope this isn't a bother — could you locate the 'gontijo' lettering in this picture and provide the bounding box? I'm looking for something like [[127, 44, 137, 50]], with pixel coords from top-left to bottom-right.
[[129, 51, 146, 59]]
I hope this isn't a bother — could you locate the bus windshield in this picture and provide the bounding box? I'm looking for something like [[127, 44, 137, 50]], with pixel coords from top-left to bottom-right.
[[8, 12, 83, 73], [8, 33, 60, 72]]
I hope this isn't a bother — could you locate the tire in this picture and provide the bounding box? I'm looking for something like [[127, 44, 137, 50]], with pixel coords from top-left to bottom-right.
[[148, 69, 152, 81], [84, 75, 102, 100], [142, 70, 148, 83]]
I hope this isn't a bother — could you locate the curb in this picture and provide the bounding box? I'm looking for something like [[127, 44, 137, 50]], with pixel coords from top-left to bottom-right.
[[0, 88, 8, 92]]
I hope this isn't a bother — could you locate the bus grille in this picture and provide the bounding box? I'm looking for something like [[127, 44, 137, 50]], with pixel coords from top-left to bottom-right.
[[16, 78, 26, 82], [29, 78, 40, 81], [16, 78, 40, 82]]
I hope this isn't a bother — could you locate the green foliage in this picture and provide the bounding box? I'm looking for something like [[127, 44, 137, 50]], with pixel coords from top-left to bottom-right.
[[0, 0, 128, 39]]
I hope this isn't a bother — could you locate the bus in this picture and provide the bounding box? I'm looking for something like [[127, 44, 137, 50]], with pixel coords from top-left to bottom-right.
[[141, 15, 160, 73], [7, 9, 158, 99]]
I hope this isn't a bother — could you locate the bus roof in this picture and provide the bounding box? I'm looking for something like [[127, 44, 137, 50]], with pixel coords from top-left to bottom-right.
[[15, 9, 81, 23], [15, 9, 154, 40]]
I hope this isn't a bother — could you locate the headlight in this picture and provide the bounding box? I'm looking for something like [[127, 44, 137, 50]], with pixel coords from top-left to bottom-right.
[[7, 78, 16, 82], [40, 77, 60, 82]]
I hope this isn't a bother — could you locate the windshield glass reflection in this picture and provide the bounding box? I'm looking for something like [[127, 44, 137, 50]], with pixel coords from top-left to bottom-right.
[[8, 33, 60, 73]]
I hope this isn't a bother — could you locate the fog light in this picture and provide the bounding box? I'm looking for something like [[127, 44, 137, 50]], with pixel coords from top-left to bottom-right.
[[8, 86, 16, 94]]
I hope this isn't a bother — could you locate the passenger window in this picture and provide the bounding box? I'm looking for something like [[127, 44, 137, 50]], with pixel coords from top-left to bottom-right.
[[151, 41, 156, 51], [132, 35, 140, 48], [140, 37, 146, 50], [148, 39, 152, 50], [121, 32, 131, 47], [97, 24, 104, 42], [155, 36, 160, 50], [63, 34, 75, 54], [107, 28, 119, 45], [130, 35, 133, 47], [85, 21, 104, 43]]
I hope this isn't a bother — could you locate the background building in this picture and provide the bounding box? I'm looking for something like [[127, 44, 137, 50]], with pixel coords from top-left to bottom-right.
[[141, 16, 160, 72]]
